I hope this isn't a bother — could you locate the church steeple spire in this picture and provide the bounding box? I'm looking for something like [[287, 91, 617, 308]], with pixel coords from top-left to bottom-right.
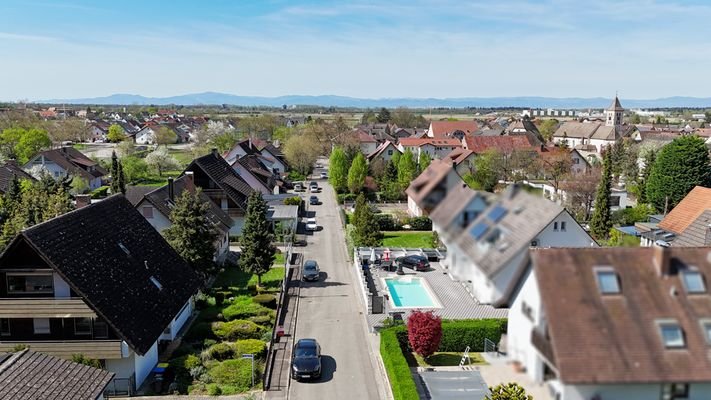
[[606, 95, 624, 127]]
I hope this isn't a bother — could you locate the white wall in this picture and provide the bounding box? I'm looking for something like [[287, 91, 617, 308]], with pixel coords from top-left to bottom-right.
[[589, 138, 614, 153], [232, 164, 270, 194], [136, 201, 172, 232], [360, 142, 377, 155], [105, 353, 135, 381], [52, 273, 71, 298], [134, 341, 158, 388], [508, 268, 546, 382], [407, 196, 423, 217], [536, 212, 596, 248]]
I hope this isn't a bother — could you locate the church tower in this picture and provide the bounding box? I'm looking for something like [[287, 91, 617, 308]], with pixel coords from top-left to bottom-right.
[[605, 96, 624, 127]]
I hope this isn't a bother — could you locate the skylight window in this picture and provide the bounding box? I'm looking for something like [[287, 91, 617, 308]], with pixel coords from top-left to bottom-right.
[[118, 242, 131, 256], [470, 222, 489, 240], [701, 320, 711, 345], [487, 205, 507, 223], [595, 268, 620, 294], [658, 321, 685, 348], [681, 268, 706, 294], [149, 276, 163, 290]]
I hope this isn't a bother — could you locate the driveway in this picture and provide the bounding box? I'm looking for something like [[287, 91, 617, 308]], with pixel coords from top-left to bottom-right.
[[289, 160, 388, 399]]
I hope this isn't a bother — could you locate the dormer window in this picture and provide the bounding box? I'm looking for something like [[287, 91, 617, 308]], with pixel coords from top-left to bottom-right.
[[681, 268, 706, 294], [658, 321, 685, 348], [595, 267, 620, 294]]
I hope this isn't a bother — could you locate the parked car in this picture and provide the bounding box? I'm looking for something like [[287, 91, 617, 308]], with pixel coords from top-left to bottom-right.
[[320, 171, 328, 179], [292, 338, 322, 381], [395, 254, 430, 271], [305, 218, 318, 231], [294, 183, 304, 192], [309, 181, 319, 193], [302, 260, 320, 281], [309, 195, 319, 205]]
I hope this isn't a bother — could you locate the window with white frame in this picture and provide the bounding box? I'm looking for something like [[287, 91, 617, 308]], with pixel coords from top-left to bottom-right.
[[658, 321, 685, 349], [33, 318, 50, 334], [595, 267, 621, 294], [681, 268, 706, 294]]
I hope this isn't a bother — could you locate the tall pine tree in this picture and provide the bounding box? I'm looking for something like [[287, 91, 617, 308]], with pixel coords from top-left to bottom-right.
[[239, 191, 276, 286], [164, 188, 219, 280], [117, 161, 126, 194], [352, 193, 382, 247], [590, 147, 613, 239], [110, 150, 120, 194]]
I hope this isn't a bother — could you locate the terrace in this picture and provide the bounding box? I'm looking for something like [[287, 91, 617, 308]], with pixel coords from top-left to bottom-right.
[[353, 247, 508, 330]]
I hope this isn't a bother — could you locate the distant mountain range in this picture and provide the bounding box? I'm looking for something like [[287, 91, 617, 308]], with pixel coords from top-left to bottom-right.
[[35, 92, 711, 108]]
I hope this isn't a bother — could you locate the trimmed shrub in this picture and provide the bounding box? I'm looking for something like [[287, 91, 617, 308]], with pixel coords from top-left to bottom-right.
[[214, 292, 225, 306], [205, 342, 235, 361], [90, 185, 110, 199], [283, 196, 302, 206], [203, 339, 217, 348], [223, 296, 266, 321], [403, 216, 432, 231], [208, 359, 255, 390], [438, 319, 507, 352], [212, 320, 262, 341], [184, 322, 215, 342], [374, 213, 401, 231], [249, 315, 273, 325], [380, 328, 418, 400], [337, 193, 357, 203], [185, 354, 202, 369], [235, 339, 267, 358], [194, 293, 209, 309], [207, 384, 222, 396], [252, 294, 277, 309]]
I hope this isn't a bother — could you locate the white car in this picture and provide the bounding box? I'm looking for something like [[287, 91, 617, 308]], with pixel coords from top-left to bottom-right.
[[320, 172, 328, 179], [305, 218, 318, 231]]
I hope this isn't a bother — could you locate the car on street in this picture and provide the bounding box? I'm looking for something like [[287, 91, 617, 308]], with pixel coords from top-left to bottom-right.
[[294, 183, 304, 192], [305, 218, 318, 231], [291, 338, 322, 381], [395, 254, 430, 271], [302, 260, 320, 281], [320, 171, 328, 179], [309, 181, 319, 193], [309, 195, 319, 205]]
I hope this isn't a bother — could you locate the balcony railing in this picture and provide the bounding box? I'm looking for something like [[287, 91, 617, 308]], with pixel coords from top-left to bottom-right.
[[0, 297, 95, 318], [0, 339, 124, 359]]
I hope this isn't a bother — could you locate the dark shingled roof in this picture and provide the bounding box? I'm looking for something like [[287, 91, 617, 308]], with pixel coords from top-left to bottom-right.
[[187, 151, 253, 210], [0, 195, 200, 355], [25, 147, 107, 182], [0, 161, 34, 194], [533, 247, 711, 384], [124, 185, 156, 206], [0, 349, 114, 400]]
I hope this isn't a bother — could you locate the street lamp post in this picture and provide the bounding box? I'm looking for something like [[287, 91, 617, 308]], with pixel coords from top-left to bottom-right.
[[242, 353, 255, 387]]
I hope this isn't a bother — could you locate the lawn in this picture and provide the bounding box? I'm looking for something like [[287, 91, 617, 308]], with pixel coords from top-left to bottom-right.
[[131, 170, 184, 186], [382, 231, 434, 248], [413, 352, 487, 367], [168, 149, 195, 167]]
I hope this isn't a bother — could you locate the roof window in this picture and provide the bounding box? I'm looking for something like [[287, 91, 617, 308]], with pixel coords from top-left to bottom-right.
[[487, 205, 507, 222], [149, 276, 163, 290], [595, 267, 620, 294], [118, 242, 130, 256], [470, 222, 489, 240], [658, 321, 685, 348], [681, 268, 706, 294]]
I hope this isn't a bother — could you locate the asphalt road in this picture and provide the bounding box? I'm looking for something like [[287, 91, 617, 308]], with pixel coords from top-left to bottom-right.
[[289, 162, 387, 400]]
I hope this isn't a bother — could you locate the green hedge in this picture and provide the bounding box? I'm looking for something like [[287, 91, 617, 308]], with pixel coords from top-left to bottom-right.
[[235, 339, 267, 358], [212, 320, 262, 341], [380, 328, 418, 400], [208, 359, 256, 390], [438, 319, 507, 352], [222, 296, 267, 321]]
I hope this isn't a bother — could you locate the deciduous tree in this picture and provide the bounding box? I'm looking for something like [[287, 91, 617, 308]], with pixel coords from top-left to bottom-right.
[[407, 311, 442, 359], [376, 108, 391, 123], [418, 151, 431, 173], [538, 119, 559, 142], [328, 147, 348, 193], [107, 124, 124, 143], [347, 153, 368, 194], [397, 149, 417, 190], [484, 383, 533, 400], [164, 189, 219, 280], [145, 146, 179, 176], [239, 192, 276, 286], [283, 133, 320, 176], [646, 135, 710, 212], [462, 149, 500, 192], [155, 125, 177, 146]]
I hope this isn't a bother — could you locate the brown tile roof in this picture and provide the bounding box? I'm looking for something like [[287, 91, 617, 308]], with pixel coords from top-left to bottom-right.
[[27, 147, 107, 182], [659, 186, 711, 234], [429, 183, 494, 237], [463, 136, 533, 154], [430, 121, 479, 138], [0, 349, 114, 399], [405, 159, 454, 209], [442, 148, 475, 165], [357, 130, 377, 143], [367, 141, 400, 161], [533, 246, 711, 384], [398, 137, 462, 147]]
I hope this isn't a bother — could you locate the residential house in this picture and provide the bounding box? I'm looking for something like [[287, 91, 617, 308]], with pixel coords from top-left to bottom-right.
[[405, 159, 462, 216], [0, 195, 200, 391], [184, 149, 254, 234], [442, 185, 596, 306], [89, 121, 110, 142], [641, 186, 711, 247], [442, 148, 476, 176], [505, 118, 545, 146], [130, 174, 232, 260], [397, 137, 462, 160], [223, 139, 260, 166], [463, 135, 534, 154], [134, 126, 156, 145], [509, 246, 711, 400], [0, 161, 35, 194], [0, 349, 114, 399], [535, 146, 590, 175], [552, 97, 636, 152], [260, 143, 289, 176], [23, 147, 107, 190], [367, 141, 402, 164], [427, 120, 479, 139], [357, 130, 378, 155], [231, 154, 279, 194]]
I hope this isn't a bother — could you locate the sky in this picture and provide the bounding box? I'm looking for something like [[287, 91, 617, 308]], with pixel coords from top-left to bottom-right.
[[1, 0, 710, 101]]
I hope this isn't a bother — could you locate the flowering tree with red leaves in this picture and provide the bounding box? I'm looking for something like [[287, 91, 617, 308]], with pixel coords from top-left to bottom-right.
[[407, 310, 442, 359]]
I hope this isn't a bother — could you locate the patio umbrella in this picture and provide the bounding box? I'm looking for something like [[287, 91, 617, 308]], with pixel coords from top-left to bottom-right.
[[369, 248, 377, 264]]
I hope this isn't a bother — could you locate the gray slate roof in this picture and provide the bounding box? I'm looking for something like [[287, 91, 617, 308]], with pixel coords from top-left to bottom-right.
[[0, 350, 114, 400], [429, 183, 494, 238]]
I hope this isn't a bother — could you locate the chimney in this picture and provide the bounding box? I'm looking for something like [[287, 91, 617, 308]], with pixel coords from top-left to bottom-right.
[[211, 148, 219, 158], [168, 177, 174, 201], [653, 243, 672, 276], [75, 194, 91, 209]]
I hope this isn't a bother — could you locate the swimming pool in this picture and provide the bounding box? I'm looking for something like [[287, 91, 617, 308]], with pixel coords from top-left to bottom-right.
[[383, 276, 441, 309]]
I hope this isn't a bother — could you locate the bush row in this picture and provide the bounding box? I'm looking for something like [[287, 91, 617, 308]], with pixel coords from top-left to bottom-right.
[[380, 328, 419, 400], [374, 214, 432, 231], [438, 319, 507, 352]]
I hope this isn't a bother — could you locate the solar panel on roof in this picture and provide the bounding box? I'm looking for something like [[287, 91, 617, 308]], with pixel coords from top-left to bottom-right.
[[487, 205, 508, 222], [470, 222, 489, 240]]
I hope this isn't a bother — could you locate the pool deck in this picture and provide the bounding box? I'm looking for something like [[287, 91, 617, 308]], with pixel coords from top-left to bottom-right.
[[362, 256, 508, 330]]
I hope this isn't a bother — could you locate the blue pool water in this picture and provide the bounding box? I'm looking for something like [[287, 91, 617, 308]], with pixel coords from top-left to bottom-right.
[[385, 277, 436, 308]]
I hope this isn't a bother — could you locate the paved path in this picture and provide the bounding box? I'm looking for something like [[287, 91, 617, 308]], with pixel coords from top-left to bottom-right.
[[288, 163, 389, 400]]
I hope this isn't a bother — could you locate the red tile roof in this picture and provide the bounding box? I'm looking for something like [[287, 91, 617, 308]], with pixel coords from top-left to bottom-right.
[[464, 136, 533, 153], [659, 186, 711, 234], [429, 121, 479, 138], [398, 137, 462, 147]]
